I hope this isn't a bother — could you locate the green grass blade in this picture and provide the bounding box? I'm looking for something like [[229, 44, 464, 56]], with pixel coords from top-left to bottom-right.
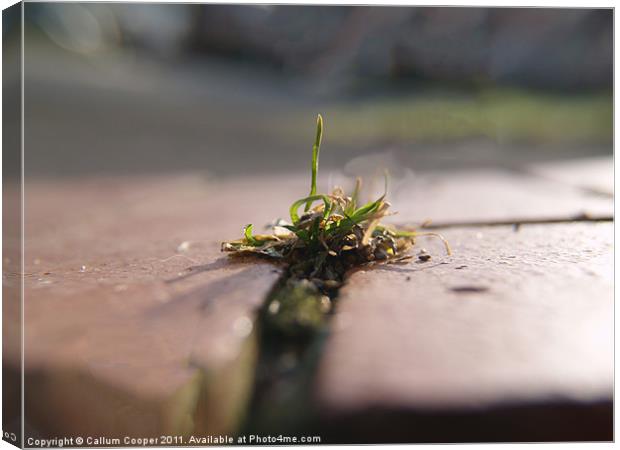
[[351, 199, 382, 221], [243, 224, 260, 246], [345, 172, 388, 222], [382, 169, 389, 199], [345, 177, 362, 216], [309, 216, 322, 244], [290, 194, 332, 225], [305, 114, 323, 212]]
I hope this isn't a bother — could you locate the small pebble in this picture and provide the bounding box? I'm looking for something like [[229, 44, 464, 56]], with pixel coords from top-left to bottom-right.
[[268, 300, 281, 315], [177, 241, 191, 252], [323, 280, 341, 289], [79, 265, 86, 272], [320, 295, 331, 313]]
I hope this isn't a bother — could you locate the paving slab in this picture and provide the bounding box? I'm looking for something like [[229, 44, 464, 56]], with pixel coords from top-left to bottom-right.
[[13, 161, 613, 442], [18, 174, 311, 439], [385, 168, 612, 226], [313, 222, 613, 442]]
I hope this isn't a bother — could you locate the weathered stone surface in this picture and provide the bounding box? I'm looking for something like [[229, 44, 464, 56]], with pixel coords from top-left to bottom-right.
[[313, 223, 613, 441], [14, 165, 613, 442], [18, 174, 311, 439]]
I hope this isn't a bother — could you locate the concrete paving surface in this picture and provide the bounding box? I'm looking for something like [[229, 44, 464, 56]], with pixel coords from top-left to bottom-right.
[[4, 157, 613, 443]]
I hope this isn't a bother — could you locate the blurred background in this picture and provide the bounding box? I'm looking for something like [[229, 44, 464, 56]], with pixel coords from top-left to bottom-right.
[[6, 4, 613, 177]]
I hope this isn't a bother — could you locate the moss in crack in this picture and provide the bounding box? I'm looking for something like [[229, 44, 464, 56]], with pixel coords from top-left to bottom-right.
[[241, 276, 331, 435], [263, 278, 328, 338]]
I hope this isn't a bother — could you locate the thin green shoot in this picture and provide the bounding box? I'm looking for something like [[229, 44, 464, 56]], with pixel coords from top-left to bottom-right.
[[305, 114, 323, 212], [243, 224, 259, 246]]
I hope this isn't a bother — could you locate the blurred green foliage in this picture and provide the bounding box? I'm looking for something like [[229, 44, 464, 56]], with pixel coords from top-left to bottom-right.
[[294, 89, 612, 145]]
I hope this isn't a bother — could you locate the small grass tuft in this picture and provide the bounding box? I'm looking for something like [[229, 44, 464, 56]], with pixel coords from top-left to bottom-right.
[[222, 115, 450, 334]]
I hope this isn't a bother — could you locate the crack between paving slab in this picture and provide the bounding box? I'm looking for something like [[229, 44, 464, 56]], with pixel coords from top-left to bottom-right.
[[239, 274, 331, 436], [419, 213, 612, 230]]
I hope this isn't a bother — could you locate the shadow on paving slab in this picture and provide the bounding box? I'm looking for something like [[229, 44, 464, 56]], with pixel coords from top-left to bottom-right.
[[309, 400, 612, 443]]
